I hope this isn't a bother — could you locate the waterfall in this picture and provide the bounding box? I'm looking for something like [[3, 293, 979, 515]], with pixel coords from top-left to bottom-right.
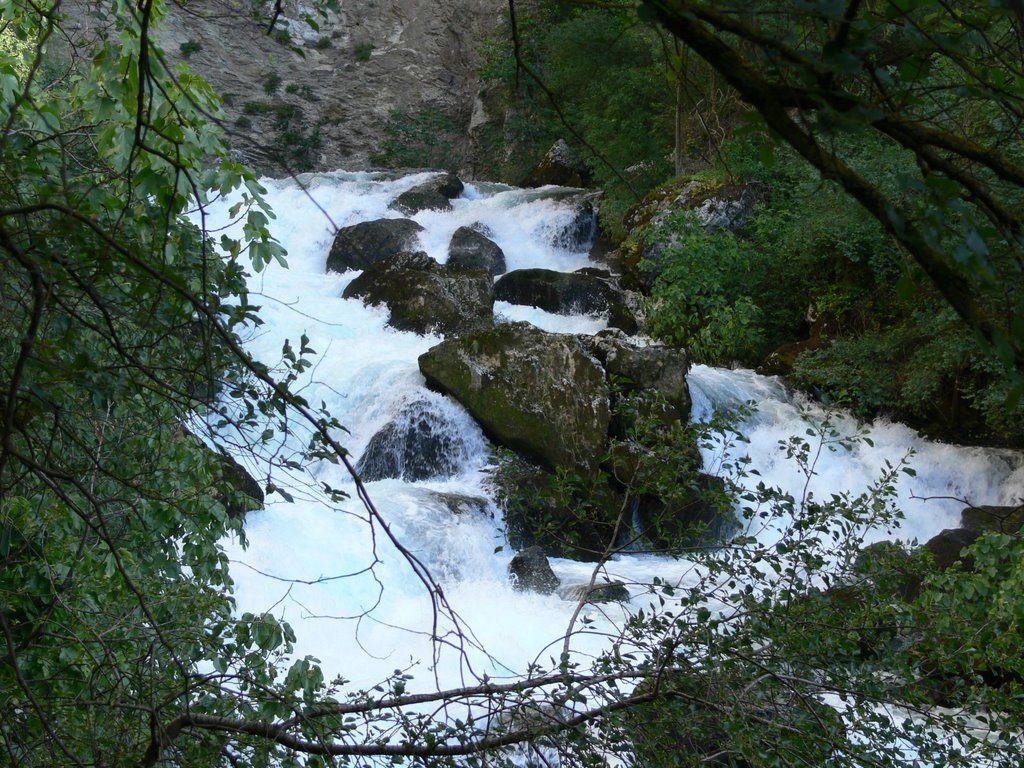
[[197, 170, 1023, 697]]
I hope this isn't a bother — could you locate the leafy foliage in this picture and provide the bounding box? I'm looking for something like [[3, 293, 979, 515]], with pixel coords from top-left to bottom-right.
[[641, 0, 1024, 397], [370, 104, 461, 170], [642, 211, 767, 364]]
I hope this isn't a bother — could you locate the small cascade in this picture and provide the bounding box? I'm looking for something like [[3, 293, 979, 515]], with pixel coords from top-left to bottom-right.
[[688, 364, 1024, 547], [355, 393, 488, 482]]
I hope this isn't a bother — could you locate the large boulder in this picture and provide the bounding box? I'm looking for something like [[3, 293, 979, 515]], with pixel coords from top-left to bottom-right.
[[342, 251, 494, 336], [356, 398, 477, 482], [584, 331, 691, 436], [521, 139, 591, 188], [494, 268, 637, 332], [924, 527, 982, 571], [418, 322, 610, 473], [624, 179, 769, 238], [960, 504, 1024, 534], [390, 173, 465, 215], [326, 218, 424, 273], [447, 225, 507, 276]]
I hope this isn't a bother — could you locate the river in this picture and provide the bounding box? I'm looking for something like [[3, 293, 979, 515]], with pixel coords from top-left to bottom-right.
[[197, 170, 1023, 761]]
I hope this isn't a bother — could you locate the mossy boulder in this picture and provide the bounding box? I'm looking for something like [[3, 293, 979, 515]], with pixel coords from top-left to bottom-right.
[[520, 138, 591, 188], [418, 322, 610, 474], [326, 217, 424, 273], [342, 250, 493, 336]]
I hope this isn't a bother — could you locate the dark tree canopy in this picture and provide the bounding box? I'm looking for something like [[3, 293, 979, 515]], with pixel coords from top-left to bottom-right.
[[638, 0, 1024, 384]]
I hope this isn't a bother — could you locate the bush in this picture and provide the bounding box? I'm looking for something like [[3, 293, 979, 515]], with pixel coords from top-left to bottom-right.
[[179, 39, 201, 59], [353, 42, 373, 61], [370, 105, 460, 170], [262, 72, 282, 95], [641, 212, 767, 365]]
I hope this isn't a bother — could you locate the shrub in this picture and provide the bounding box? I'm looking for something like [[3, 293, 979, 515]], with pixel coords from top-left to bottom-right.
[[262, 72, 282, 95], [641, 212, 767, 365], [179, 39, 201, 59], [370, 105, 460, 170], [353, 42, 373, 61]]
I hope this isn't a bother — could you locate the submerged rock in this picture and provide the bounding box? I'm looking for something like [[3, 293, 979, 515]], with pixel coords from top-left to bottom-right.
[[418, 322, 610, 473], [327, 218, 425, 273], [447, 225, 506, 276], [427, 490, 492, 517], [550, 197, 599, 251], [356, 398, 475, 482], [342, 250, 493, 336], [557, 580, 630, 604], [509, 545, 559, 593]]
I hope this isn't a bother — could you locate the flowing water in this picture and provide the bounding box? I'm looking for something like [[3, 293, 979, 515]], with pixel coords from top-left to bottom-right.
[[197, 170, 1023, 705]]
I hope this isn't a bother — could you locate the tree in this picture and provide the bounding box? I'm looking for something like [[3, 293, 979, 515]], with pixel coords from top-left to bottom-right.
[[2, 1, 1023, 766], [639, 0, 1024, 392]]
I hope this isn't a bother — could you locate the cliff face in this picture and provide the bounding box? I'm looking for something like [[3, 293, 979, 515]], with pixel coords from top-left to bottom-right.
[[67, 0, 504, 174]]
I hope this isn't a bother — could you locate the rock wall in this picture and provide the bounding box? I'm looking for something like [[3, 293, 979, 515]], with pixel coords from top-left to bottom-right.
[[65, 0, 504, 174]]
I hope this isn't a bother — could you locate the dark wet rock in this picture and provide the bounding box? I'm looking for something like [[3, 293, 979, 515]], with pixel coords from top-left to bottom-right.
[[960, 504, 1024, 534], [924, 527, 982, 571], [427, 491, 492, 517], [494, 268, 637, 332], [509, 545, 559, 594], [521, 139, 591, 188], [342, 250, 493, 336], [447, 225, 506, 276], [558, 580, 630, 604], [390, 173, 465, 215], [551, 198, 599, 251], [327, 218, 424, 273], [217, 452, 265, 518]]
